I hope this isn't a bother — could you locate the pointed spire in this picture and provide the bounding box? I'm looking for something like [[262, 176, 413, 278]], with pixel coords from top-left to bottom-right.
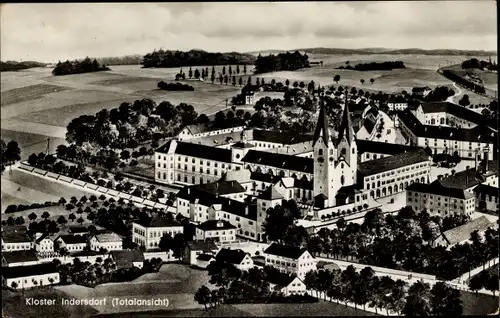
[[337, 89, 354, 146], [313, 90, 329, 147]]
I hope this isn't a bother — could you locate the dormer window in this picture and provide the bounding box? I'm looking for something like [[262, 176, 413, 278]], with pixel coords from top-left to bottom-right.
[[318, 149, 323, 156]]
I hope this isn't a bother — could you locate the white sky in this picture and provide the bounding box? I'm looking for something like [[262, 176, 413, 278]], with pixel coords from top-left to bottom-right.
[[0, 1, 497, 63]]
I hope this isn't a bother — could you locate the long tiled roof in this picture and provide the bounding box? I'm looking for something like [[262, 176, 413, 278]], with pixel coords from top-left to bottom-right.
[[197, 220, 236, 231], [251, 129, 313, 145], [186, 240, 218, 251], [177, 187, 258, 220], [406, 182, 473, 199], [2, 232, 31, 243], [157, 140, 233, 163], [258, 187, 284, 200], [357, 148, 430, 176], [435, 167, 489, 190], [57, 235, 87, 244], [2, 263, 58, 279], [110, 250, 144, 262], [473, 184, 499, 197], [264, 243, 307, 259], [135, 216, 182, 228], [398, 109, 496, 143], [442, 216, 494, 246], [94, 233, 122, 243], [420, 102, 497, 129], [357, 140, 421, 155], [266, 273, 299, 287], [215, 248, 248, 264], [69, 226, 89, 234], [243, 150, 313, 173], [193, 180, 246, 195], [2, 250, 39, 264]]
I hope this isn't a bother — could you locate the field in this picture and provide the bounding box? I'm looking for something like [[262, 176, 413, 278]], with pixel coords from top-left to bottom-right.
[[443, 64, 498, 92], [460, 290, 499, 315], [56, 263, 217, 315], [233, 300, 375, 316], [2, 287, 98, 318]]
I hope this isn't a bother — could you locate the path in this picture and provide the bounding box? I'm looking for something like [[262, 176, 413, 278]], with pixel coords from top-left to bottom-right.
[[446, 82, 463, 103]]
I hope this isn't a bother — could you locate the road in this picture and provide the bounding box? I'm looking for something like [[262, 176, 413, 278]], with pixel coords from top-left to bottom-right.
[[446, 82, 463, 103]]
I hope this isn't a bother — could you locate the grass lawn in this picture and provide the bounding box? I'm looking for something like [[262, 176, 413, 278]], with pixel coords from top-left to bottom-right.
[[91, 305, 254, 317], [1, 129, 65, 159], [444, 64, 498, 92], [234, 300, 376, 316], [0, 83, 70, 106], [1, 286, 98, 318], [56, 264, 217, 315], [460, 290, 499, 315]]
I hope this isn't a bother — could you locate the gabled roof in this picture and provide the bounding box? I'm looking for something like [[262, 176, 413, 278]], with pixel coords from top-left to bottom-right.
[[215, 248, 249, 265], [251, 129, 313, 145], [357, 148, 430, 176], [2, 232, 31, 243], [362, 118, 376, 134], [186, 240, 218, 251], [110, 250, 144, 263], [473, 184, 499, 197], [197, 220, 236, 232], [406, 182, 473, 199], [1, 225, 27, 234], [243, 150, 313, 174], [258, 186, 284, 200], [56, 235, 87, 245], [313, 101, 330, 147], [2, 263, 58, 279], [357, 140, 422, 155], [435, 166, 494, 190], [2, 250, 39, 264], [134, 216, 182, 228], [35, 233, 53, 243], [266, 273, 301, 287], [441, 216, 494, 246], [157, 140, 233, 163], [69, 226, 89, 234], [93, 232, 122, 243], [232, 142, 255, 148], [184, 123, 210, 135], [196, 253, 214, 261], [193, 180, 246, 196], [264, 243, 308, 260], [336, 100, 355, 146]]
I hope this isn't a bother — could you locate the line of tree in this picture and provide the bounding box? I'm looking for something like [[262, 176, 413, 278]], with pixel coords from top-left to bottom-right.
[[337, 61, 406, 71], [254, 51, 310, 74], [0, 60, 47, 72], [52, 57, 110, 76], [157, 81, 194, 91], [96, 55, 143, 66], [1, 139, 21, 174], [304, 265, 462, 316], [141, 49, 255, 68], [468, 266, 499, 296], [441, 69, 486, 94], [461, 58, 497, 71], [4, 201, 59, 214]]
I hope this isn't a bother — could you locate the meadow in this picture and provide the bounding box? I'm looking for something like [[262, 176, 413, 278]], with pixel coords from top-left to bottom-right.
[[56, 263, 217, 315]]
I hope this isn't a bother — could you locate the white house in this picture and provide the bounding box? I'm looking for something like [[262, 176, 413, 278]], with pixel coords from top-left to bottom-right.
[[1, 232, 32, 252], [214, 248, 254, 271], [2, 263, 60, 289], [183, 241, 219, 265], [263, 243, 317, 279], [267, 274, 307, 296], [195, 220, 237, 242], [132, 217, 184, 251], [2, 250, 40, 267], [55, 235, 88, 252], [34, 233, 54, 253], [89, 232, 123, 252]]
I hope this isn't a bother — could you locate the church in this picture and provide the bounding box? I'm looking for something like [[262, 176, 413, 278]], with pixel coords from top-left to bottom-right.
[[155, 94, 432, 234]]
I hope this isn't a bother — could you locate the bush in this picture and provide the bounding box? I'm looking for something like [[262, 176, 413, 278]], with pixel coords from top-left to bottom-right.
[[157, 81, 195, 91]]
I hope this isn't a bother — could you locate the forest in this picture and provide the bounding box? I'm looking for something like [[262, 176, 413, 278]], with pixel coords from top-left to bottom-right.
[[254, 51, 310, 74], [141, 49, 256, 68], [52, 57, 110, 76], [0, 60, 47, 72], [337, 61, 406, 71]]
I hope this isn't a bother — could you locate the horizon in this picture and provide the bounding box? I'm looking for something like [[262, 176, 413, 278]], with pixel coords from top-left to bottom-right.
[[1, 2, 497, 63]]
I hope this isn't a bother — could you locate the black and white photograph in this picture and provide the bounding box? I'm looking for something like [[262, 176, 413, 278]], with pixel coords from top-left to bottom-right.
[[1, 1, 499, 317]]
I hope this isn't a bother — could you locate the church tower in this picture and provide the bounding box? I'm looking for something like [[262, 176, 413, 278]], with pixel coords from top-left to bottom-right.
[[313, 91, 336, 208], [335, 92, 358, 189]]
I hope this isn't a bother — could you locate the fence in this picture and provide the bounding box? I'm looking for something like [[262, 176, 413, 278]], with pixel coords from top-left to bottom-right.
[[18, 162, 175, 212]]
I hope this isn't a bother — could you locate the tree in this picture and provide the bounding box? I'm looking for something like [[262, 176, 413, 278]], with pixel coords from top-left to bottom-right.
[[238, 77, 243, 86], [159, 233, 174, 252], [459, 94, 470, 107], [485, 274, 499, 296], [77, 217, 84, 225], [430, 281, 463, 316], [334, 75, 340, 84], [236, 64, 240, 75], [68, 213, 76, 222], [360, 79, 365, 85], [403, 281, 431, 316], [247, 76, 252, 86], [120, 150, 130, 161], [5, 140, 21, 171], [229, 65, 232, 77], [41, 211, 50, 220], [194, 69, 200, 79], [224, 74, 228, 85], [285, 79, 290, 87], [194, 285, 212, 310], [57, 215, 67, 225], [468, 273, 485, 296], [243, 64, 247, 75], [188, 67, 193, 79], [28, 212, 38, 222]]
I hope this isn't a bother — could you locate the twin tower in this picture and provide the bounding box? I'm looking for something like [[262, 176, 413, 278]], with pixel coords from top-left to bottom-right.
[[312, 95, 357, 208]]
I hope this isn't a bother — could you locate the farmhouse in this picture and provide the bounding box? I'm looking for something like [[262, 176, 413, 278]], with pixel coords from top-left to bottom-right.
[[110, 250, 144, 269], [89, 232, 123, 251], [214, 248, 254, 270], [266, 274, 307, 296], [195, 220, 237, 242], [2, 250, 40, 267], [132, 216, 183, 251], [2, 263, 60, 290], [55, 235, 87, 252], [1, 232, 32, 252], [263, 243, 317, 279], [183, 240, 219, 265], [34, 233, 54, 253]]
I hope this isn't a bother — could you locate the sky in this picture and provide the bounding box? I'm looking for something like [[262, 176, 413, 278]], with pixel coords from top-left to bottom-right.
[[0, 1, 497, 63]]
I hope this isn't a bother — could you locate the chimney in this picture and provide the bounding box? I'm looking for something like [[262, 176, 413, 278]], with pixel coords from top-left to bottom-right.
[[484, 150, 489, 171], [245, 206, 249, 215], [465, 165, 470, 185]]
